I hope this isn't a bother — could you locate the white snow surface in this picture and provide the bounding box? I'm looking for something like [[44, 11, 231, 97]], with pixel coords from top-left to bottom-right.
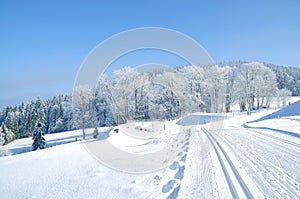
[[0, 101, 300, 198]]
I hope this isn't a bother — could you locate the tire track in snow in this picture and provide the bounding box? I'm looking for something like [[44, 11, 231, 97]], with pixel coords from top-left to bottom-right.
[[219, 129, 300, 198], [177, 128, 217, 198], [229, 128, 300, 162], [245, 128, 300, 148], [202, 127, 254, 199], [218, 132, 284, 198], [201, 127, 240, 198]]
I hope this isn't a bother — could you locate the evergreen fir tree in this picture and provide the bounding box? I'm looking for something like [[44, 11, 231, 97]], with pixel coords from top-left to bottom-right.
[[0, 123, 6, 145], [0, 123, 15, 145], [12, 120, 20, 139], [32, 122, 46, 151], [5, 112, 19, 139], [24, 102, 35, 137], [0, 131, 5, 146]]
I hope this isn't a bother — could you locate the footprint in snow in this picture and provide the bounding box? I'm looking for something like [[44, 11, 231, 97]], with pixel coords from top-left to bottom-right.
[[167, 185, 181, 199], [180, 154, 187, 162], [151, 175, 162, 186], [174, 165, 185, 180], [162, 179, 176, 193], [154, 175, 162, 181], [169, 161, 180, 170]]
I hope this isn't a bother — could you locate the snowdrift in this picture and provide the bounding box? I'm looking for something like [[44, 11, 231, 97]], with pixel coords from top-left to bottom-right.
[[251, 100, 300, 122]]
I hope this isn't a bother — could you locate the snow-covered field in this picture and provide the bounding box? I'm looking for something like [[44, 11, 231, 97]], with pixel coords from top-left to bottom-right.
[[0, 101, 299, 198]]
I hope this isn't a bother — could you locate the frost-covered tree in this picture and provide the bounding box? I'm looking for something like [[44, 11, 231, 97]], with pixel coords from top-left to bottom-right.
[[0, 124, 6, 146], [0, 123, 15, 145], [95, 74, 115, 126], [277, 88, 292, 107], [35, 97, 45, 126], [5, 111, 19, 139], [24, 102, 35, 137], [32, 122, 46, 151], [61, 98, 73, 131], [234, 62, 277, 112], [142, 82, 167, 120], [234, 63, 256, 112], [22, 98, 46, 137], [112, 68, 133, 123], [179, 65, 206, 111], [223, 66, 236, 112], [255, 66, 277, 109], [204, 65, 228, 113], [0, 95, 72, 139], [112, 67, 149, 123], [0, 61, 298, 141], [45, 95, 71, 133], [265, 63, 300, 96], [0, 132, 4, 146], [49, 104, 61, 133], [73, 85, 97, 139], [156, 71, 191, 118]]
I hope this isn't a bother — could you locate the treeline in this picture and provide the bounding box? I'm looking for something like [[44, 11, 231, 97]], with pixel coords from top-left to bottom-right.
[[0, 61, 298, 145], [0, 95, 73, 145], [72, 62, 293, 135], [218, 61, 300, 96]]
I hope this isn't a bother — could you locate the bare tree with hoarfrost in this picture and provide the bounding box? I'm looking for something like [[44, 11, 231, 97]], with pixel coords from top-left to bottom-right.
[[180, 65, 235, 113], [179, 65, 206, 112], [234, 63, 255, 112], [112, 67, 148, 123], [156, 71, 192, 118], [204, 65, 228, 113], [277, 88, 292, 107], [224, 66, 236, 112], [73, 85, 96, 139], [112, 67, 134, 122], [234, 62, 277, 113], [95, 74, 115, 126]]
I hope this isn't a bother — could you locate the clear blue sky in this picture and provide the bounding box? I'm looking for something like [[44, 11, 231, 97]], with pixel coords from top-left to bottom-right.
[[1, 0, 300, 108]]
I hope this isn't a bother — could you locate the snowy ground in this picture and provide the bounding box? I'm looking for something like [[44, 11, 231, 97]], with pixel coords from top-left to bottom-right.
[[0, 101, 299, 198]]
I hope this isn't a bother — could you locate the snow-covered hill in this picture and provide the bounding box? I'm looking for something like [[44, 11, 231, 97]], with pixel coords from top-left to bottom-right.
[[254, 99, 300, 120], [0, 103, 299, 198]]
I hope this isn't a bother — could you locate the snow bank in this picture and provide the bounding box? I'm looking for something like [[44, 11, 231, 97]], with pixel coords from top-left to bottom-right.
[[251, 100, 300, 122]]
